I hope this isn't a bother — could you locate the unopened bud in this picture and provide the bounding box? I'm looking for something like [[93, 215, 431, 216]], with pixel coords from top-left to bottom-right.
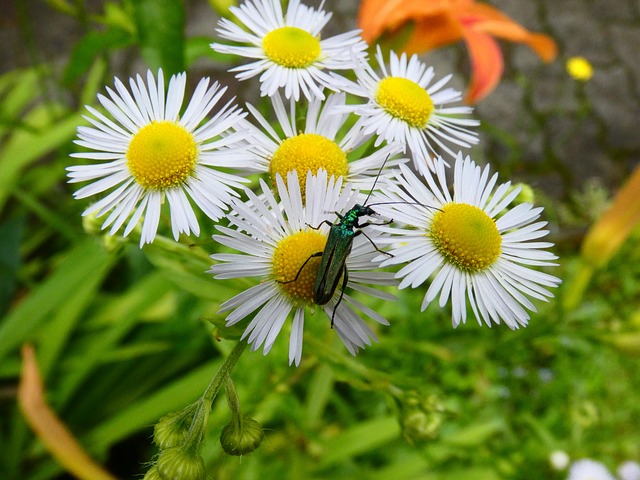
[[512, 183, 536, 205], [220, 417, 264, 455], [155, 447, 206, 480], [82, 211, 103, 236], [142, 466, 162, 480], [154, 406, 197, 450], [399, 392, 445, 445]]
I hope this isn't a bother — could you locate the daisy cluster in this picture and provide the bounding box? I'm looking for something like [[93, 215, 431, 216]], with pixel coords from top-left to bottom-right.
[[68, 0, 560, 365]]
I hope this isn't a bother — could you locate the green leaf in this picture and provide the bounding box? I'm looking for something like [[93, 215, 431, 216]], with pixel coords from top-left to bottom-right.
[[367, 452, 431, 480], [80, 57, 108, 107], [0, 107, 83, 212], [132, 0, 185, 75], [0, 69, 39, 136], [0, 239, 116, 363], [0, 215, 24, 315], [442, 419, 506, 447], [84, 359, 222, 451], [62, 28, 133, 85], [185, 36, 237, 68], [305, 363, 334, 429], [317, 416, 400, 468], [600, 332, 640, 356], [55, 271, 174, 407], [34, 259, 115, 381]]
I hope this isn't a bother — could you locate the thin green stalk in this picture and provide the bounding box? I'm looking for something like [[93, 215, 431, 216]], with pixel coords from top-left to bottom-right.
[[182, 340, 247, 455]]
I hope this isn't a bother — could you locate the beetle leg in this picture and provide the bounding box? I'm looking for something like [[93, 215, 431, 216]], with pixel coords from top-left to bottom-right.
[[354, 229, 394, 257], [307, 220, 334, 230], [278, 251, 323, 284], [331, 266, 348, 328]]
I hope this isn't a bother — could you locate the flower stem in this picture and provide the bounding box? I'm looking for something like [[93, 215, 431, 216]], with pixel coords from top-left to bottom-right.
[[182, 340, 247, 455]]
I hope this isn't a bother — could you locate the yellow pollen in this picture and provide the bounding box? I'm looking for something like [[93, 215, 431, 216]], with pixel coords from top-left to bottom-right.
[[429, 203, 502, 272], [263, 27, 321, 68], [273, 231, 327, 303], [375, 77, 434, 128], [126, 121, 197, 190], [270, 133, 348, 198]]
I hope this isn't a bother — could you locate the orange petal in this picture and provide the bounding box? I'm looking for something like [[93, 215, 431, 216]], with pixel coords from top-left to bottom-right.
[[357, 0, 463, 43], [472, 21, 557, 62], [403, 14, 465, 53], [522, 32, 558, 62], [565, 164, 640, 310], [581, 164, 640, 269], [459, 4, 558, 62], [459, 3, 526, 26], [462, 28, 503, 103], [358, 0, 408, 42], [18, 345, 118, 480]]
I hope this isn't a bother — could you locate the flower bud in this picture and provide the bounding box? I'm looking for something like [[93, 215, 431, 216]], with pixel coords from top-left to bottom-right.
[[153, 406, 197, 450], [142, 466, 162, 480], [81, 210, 103, 236], [155, 447, 206, 480], [220, 417, 264, 455], [208, 0, 236, 17], [399, 391, 445, 445], [512, 183, 535, 205]]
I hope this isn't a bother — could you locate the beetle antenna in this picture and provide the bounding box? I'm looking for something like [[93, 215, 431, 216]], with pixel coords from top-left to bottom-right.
[[367, 201, 439, 211], [363, 154, 391, 206]]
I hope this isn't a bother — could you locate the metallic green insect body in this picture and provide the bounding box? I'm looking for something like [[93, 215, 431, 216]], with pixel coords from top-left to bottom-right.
[[287, 203, 392, 327]]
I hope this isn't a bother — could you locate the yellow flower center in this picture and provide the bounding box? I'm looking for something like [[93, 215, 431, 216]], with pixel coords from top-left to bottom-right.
[[430, 203, 502, 272], [375, 77, 434, 128], [270, 133, 348, 197], [126, 121, 197, 190], [273, 230, 327, 303], [263, 26, 321, 68]]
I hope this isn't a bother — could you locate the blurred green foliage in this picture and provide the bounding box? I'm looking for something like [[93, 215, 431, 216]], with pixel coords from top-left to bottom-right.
[[0, 1, 638, 479]]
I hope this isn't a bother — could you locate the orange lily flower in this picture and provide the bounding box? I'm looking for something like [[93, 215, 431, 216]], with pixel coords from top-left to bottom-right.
[[358, 0, 558, 103]]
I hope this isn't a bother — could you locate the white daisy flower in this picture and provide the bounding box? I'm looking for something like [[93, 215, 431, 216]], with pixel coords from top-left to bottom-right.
[[242, 91, 405, 196], [209, 169, 396, 366], [67, 69, 251, 246], [211, 0, 367, 101], [372, 154, 561, 329], [567, 459, 616, 480], [334, 46, 480, 176]]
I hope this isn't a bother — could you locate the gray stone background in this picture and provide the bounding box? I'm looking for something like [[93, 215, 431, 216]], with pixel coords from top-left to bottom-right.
[[2, 0, 639, 203]]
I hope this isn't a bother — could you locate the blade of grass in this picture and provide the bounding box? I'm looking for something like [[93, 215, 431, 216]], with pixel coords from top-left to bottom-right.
[[0, 106, 83, 212], [55, 271, 175, 407], [0, 239, 116, 362], [84, 358, 222, 452], [316, 416, 400, 469]]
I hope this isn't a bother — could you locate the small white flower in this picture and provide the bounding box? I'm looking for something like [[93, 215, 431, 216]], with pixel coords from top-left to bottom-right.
[[209, 170, 396, 366], [618, 461, 640, 480], [372, 153, 561, 329], [567, 459, 616, 480], [242, 91, 404, 195], [67, 70, 251, 246], [550, 451, 571, 471], [334, 46, 479, 175], [211, 0, 367, 101]]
